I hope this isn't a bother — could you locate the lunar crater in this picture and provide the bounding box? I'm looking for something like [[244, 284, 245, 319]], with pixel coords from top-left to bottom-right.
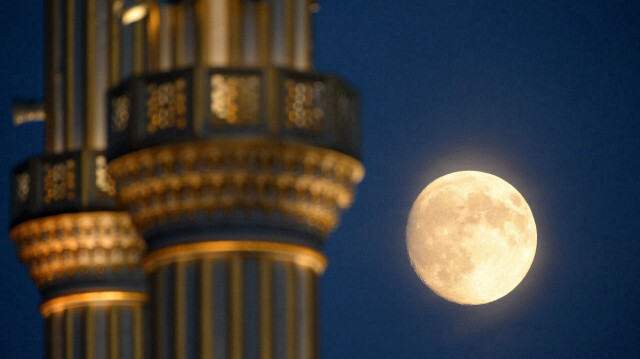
[[407, 171, 537, 305]]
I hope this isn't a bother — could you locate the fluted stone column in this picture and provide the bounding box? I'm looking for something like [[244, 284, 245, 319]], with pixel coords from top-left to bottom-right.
[[143, 242, 323, 359], [106, 1, 362, 358], [10, 203, 146, 359], [9, 1, 148, 358]]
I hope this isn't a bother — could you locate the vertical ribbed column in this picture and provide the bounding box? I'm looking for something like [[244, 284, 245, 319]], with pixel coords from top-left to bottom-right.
[[188, 0, 313, 69], [44, 0, 113, 152], [10, 212, 148, 359], [42, 293, 146, 359], [242, 1, 259, 65], [271, 0, 294, 67], [132, 4, 147, 75], [111, 0, 149, 83], [146, 0, 160, 71], [64, 0, 84, 150], [195, 0, 230, 67], [44, 0, 65, 153], [193, 0, 243, 67], [229, 0, 244, 65], [292, 0, 312, 70], [85, 0, 109, 150], [174, 1, 197, 68], [108, 0, 121, 86], [157, 2, 177, 71], [144, 241, 324, 359], [255, 0, 271, 66], [105, 3, 364, 359]]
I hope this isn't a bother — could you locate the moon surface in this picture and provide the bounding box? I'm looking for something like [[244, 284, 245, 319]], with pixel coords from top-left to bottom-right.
[[406, 171, 536, 305]]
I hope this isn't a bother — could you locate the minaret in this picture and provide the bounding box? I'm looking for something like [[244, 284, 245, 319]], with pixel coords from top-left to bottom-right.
[[9, 1, 147, 358], [106, 0, 363, 358]]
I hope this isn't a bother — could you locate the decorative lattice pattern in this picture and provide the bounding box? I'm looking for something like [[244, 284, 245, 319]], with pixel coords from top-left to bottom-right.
[[44, 160, 75, 203], [111, 95, 131, 132], [16, 173, 30, 202], [95, 155, 115, 197], [147, 79, 188, 134], [284, 79, 325, 131], [210, 74, 261, 126], [106, 69, 362, 161]]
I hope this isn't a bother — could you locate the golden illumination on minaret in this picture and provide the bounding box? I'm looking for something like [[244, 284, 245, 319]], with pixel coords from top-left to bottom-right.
[[106, 0, 362, 357], [10, 1, 361, 358], [10, 1, 147, 358]]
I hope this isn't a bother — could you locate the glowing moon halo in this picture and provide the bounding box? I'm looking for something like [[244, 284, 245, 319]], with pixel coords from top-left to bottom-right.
[[406, 171, 536, 305]]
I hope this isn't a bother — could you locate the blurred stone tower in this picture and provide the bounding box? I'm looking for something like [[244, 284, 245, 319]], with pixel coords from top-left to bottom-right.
[[8, 0, 148, 358], [9, 0, 363, 358]]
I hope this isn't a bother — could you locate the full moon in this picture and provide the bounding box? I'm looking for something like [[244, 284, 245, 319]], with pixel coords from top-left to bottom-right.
[[406, 171, 536, 305]]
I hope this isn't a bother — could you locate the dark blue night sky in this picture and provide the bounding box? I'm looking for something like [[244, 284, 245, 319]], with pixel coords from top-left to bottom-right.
[[2, 1, 639, 358]]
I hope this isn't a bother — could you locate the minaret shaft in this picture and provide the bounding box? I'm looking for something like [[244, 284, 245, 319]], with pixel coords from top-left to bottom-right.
[[10, 211, 147, 359], [144, 244, 320, 359], [45, 0, 111, 153], [110, 0, 362, 357], [12, 2, 147, 359], [43, 294, 145, 359], [11, 0, 361, 358], [146, 0, 313, 72]]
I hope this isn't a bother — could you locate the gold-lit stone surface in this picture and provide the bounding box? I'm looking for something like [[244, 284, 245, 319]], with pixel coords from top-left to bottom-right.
[[284, 79, 326, 132], [146, 78, 188, 134], [210, 74, 261, 126], [16, 172, 30, 201], [109, 140, 364, 236], [142, 240, 327, 274], [43, 159, 76, 203], [111, 95, 131, 133], [10, 212, 145, 286], [42, 292, 146, 359], [146, 246, 320, 359], [95, 155, 116, 197], [40, 291, 147, 317]]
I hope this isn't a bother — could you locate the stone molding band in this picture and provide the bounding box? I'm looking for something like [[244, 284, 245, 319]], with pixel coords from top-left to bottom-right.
[[142, 240, 328, 274], [10, 211, 145, 287], [108, 139, 364, 238], [40, 291, 148, 317]]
